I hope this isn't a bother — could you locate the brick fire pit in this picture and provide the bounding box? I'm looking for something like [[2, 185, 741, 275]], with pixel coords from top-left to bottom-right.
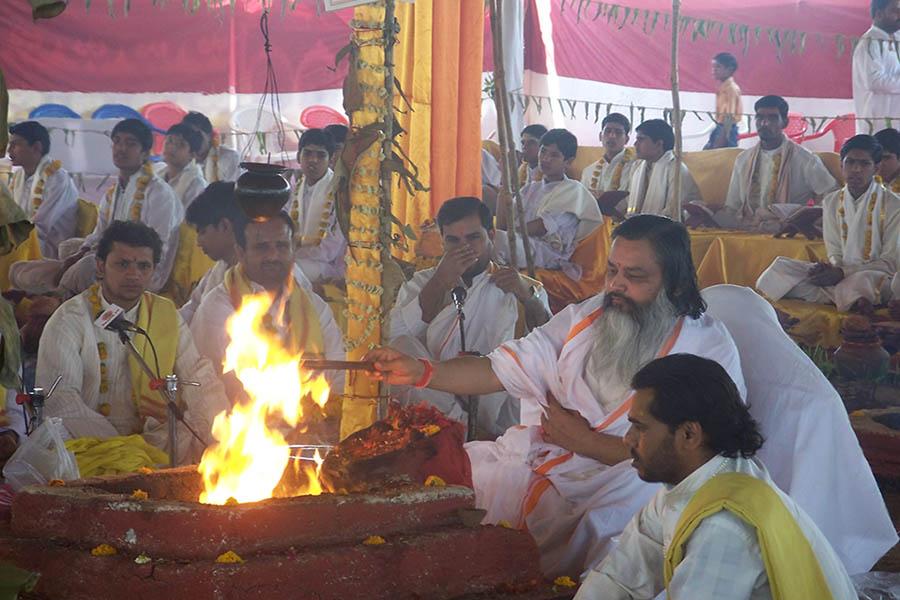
[[0, 467, 550, 599]]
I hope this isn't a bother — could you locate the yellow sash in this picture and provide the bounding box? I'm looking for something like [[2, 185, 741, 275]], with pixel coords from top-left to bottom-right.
[[222, 264, 325, 358], [665, 472, 834, 600], [127, 292, 179, 415]]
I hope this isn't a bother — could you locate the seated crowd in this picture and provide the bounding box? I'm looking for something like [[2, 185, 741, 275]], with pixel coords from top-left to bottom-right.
[[0, 100, 898, 598]]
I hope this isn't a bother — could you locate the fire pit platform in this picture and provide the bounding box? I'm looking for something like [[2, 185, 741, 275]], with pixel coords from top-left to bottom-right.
[[1, 467, 549, 599]]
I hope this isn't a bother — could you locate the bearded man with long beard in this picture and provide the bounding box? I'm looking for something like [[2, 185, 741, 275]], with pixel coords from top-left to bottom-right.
[[367, 214, 746, 579]]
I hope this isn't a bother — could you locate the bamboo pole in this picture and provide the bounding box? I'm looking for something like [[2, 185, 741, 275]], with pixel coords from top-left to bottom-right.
[[670, 0, 683, 220], [489, 0, 536, 278]]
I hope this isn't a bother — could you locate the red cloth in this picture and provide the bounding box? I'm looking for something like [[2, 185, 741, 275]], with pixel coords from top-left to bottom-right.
[[416, 421, 472, 489]]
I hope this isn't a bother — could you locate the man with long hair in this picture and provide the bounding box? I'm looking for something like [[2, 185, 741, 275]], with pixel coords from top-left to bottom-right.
[[367, 214, 744, 578]]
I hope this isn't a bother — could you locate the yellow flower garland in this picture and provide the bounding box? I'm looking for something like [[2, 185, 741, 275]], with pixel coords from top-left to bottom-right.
[[210, 138, 220, 183], [837, 188, 879, 261], [588, 147, 635, 193], [30, 159, 62, 217], [290, 174, 334, 248], [104, 162, 153, 223], [87, 284, 112, 403]]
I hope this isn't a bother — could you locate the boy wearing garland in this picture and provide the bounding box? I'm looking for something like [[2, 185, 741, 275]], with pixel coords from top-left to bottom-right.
[[7, 120, 78, 259], [181, 111, 241, 184], [37, 221, 228, 464], [290, 128, 346, 284], [579, 113, 637, 215], [10, 119, 183, 295], [160, 122, 208, 209], [757, 135, 900, 313]]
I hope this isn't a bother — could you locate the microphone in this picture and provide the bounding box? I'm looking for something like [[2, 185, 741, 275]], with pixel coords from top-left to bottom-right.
[[106, 313, 138, 334], [451, 285, 467, 310], [94, 307, 142, 339]]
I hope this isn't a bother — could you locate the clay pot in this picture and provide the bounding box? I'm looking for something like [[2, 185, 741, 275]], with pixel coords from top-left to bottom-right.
[[834, 341, 890, 380], [235, 162, 291, 220]]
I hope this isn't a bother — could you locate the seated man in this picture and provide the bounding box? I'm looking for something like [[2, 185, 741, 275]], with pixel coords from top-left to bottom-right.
[[757, 134, 900, 313], [388, 197, 550, 439], [875, 127, 900, 193], [160, 123, 207, 208], [576, 354, 856, 600], [627, 119, 701, 221], [518, 124, 548, 187], [180, 182, 243, 325], [368, 215, 745, 577], [290, 128, 346, 284], [718, 95, 838, 231], [579, 113, 637, 218], [495, 128, 603, 280], [7, 120, 78, 258], [190, 211, 345, 397], [10, 118, 182, 296], [37, 221, 229, 464], [181, 111, 241, 184], [323, 123, 348, 170]]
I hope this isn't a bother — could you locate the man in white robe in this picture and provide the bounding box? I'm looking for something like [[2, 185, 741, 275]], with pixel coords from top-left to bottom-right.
[[518, 124, 548, 188], [757, 134, 900, 312], [579, 113, 637, 217], [875, 127, 900, 193], [367, 215, 745, 577], [37, 221, 229, 465], [496, 128, 604, 280], [388, 197, 550, 439], [627, 119, 701, 221], [481, 148, 502, 190], [7, 120, 78, 258], [852, 0, 900, 121], [703, 284, 898, 574], [289, 128, 346, 284], [10, 119, 183, 296], [576, 354, 857, 600], [160, 123, 207, 209], [718, 95, 838, 231], [191, 212, 345, 398], [181, 111, 241, 184]]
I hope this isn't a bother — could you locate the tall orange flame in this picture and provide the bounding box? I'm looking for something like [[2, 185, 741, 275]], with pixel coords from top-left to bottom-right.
[[198, 293, 329, 505]]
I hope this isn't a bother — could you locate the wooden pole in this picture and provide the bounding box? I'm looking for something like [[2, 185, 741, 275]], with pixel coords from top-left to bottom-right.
[[489, 0, 536, 277], [670, 0, 683, 220]]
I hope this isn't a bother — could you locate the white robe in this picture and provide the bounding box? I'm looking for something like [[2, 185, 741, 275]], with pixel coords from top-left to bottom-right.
[[756, 181, 900, 311], [201, 145, 242, 183], [481, 149, 502, 188], [10, 155, 78, 259], [723, 139, 838, 221], [387, 265, 550, 438], [189, 271, 345, 392], [702, 284, 898, 574], [467, 293, 745, 577], [37, 288, 230, 465], [576, 455, 857, 600], [163, 160, 207, 209], [579, 150, 636, 194], [9, 168, 183, 295], [179, 259, 230, 326], [495, 178, 604, 279], [290, 170, 346, 283], [852, 26, 900, 120], [627, 150, 701, 221]]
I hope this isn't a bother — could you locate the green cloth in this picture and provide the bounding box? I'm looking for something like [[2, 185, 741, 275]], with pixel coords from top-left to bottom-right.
[[0, 561, 39, 600], [0, 296, 20, 391], [0, 68, 7, 156], [0, 181, 34, 258]]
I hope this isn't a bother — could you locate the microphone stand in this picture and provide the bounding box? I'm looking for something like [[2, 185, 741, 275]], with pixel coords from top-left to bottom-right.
[[451, 286, 478, 442], [113, 328, 206, 468]]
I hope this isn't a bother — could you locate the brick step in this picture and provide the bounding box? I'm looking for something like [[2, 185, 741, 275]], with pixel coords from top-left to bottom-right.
[[2, 523, 541, 600]]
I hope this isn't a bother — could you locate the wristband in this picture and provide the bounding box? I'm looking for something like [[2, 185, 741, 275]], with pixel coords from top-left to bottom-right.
[[414, 358, 434, 388]]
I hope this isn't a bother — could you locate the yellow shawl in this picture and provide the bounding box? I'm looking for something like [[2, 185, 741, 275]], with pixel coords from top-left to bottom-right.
[[665, 472, 834, 600], [222, 264, 325, 358], [129, 292, 179, 416]]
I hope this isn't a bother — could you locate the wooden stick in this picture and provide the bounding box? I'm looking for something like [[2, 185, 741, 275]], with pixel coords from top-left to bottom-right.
[[301, 359, 376, 372], [670, 0, 684, 222]]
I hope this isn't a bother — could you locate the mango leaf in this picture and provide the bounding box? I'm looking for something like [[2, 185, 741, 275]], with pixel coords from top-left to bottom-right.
[[620, 7, 631, 29], [593, 1, 605, 20], [836, 34, 846, 58]]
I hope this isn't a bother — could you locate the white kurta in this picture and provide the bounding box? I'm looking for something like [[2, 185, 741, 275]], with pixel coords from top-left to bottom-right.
[[467, 293, 745, 577], [756, 181, 900, 311], [481, 148, 502, 188], [627, 150, 701, 221], [10, 156, 78, 259], [724, 139, 838, 219], [852, 26, 900, 120], [387, 265, 550, 438], [179, 260, 230, 325], [576, 455, 858, 600], [163, 160, 208, 209], [495, 178, 604, 279], [290, 170, 347, 283], [37, 289, 230, 464], [201, 145, 242, 183], [702, 284, 898, 574], [190, 273, 345, 391], [579, 150, 636, 194]]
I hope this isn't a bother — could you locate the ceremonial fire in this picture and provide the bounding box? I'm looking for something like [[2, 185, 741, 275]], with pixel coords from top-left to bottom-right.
[[198, 293, 330, 505]]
